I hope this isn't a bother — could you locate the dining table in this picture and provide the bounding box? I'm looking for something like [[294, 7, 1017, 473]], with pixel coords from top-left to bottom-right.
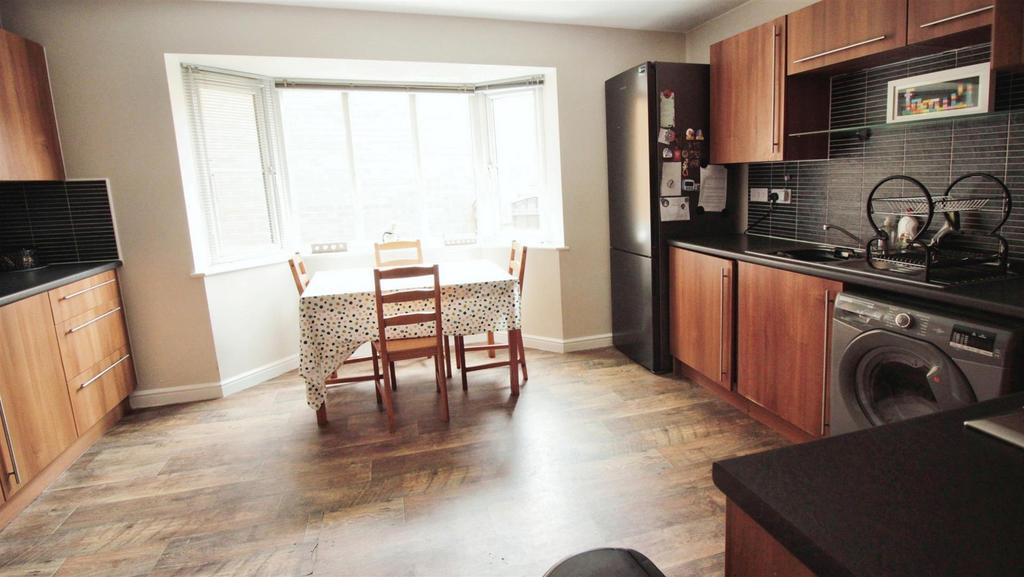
[[299, 259, 522, 424]]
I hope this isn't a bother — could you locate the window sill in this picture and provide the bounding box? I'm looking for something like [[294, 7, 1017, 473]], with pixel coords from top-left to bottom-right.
[[191, 253, 292, 278]]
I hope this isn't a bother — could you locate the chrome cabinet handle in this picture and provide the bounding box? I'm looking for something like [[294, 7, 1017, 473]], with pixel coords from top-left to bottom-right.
[[820, 289, 833, 436], [60, 278, 116, 301], [79, 354, 131, 390], [67, 307, 121, 334], [919, 5, 993, 28], [720, 268, 728, 381], [794, 35, 887, 64], [0, 395, 21, 485], [770, 24, 779, 150]]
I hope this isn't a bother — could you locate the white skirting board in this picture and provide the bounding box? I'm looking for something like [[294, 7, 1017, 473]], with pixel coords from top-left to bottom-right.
[[129, 333, 612, 408]]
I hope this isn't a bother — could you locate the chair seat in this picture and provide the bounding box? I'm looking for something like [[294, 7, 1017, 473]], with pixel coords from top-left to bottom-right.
[[374, 336, 437, 354]]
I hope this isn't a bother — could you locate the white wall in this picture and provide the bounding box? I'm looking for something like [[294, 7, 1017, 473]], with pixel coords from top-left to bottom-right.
[[684, 0, 817, 63], [0, 0, 686, 398]]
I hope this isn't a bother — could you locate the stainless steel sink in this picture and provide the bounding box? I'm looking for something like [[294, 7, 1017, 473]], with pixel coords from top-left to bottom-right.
[[773, 247, 860, 262]]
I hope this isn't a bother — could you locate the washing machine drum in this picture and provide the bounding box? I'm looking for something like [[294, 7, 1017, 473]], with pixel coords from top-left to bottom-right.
[[837, 330, 976, 426]]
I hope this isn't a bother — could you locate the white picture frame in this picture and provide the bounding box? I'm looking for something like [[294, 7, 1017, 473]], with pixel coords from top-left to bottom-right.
[[886, 62, 990, 124]]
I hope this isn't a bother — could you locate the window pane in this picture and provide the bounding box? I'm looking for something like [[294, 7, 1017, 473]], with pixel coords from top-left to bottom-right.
[[278, 89, 356, 245], [416, 93, 477, 239], [348, 92, 419, 242], [491, 90, 543, 233], [196, 84, 276, 258]]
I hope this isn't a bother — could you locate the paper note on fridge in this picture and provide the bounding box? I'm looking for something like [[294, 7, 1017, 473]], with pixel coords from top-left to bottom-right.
[[660, 196, 690, 222], [660, 162, 682, 196], [699, 164, 727, 212]]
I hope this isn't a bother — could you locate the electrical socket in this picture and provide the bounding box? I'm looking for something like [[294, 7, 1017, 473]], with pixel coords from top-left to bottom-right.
[[771, 188, 793, 204], [311, 242, 348, 254], [750, 187, 769, 203]]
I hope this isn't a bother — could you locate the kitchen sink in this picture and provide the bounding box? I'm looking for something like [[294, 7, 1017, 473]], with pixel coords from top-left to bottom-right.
[[750, 247, 861, 263]]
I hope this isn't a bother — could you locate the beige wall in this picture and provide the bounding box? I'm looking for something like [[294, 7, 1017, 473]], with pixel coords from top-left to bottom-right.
[[684, 0, 817, 63], [0, 0, 685, 393]]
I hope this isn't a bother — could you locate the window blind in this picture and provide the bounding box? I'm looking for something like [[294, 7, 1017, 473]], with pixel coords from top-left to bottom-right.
[[182, 65, 283, 264]]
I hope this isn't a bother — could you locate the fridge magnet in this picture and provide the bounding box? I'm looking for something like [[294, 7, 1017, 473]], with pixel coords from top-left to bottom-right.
[[659, 162, 682, 196], [659, 195, 690, 222], [657, 128, 676, 145], [659, 89, 675, 128], [685, 127, 696, 140], [662, 147, 674, 159]]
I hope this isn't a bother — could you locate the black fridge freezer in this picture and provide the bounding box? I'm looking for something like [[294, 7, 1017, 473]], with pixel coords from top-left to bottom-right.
[[606, 61, 732, 373]]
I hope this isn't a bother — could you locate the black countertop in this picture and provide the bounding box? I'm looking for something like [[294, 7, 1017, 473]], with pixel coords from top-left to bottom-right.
[[668, 234, 1024, 319], [713, 392, 1024, 577], [0, 261, 121, 307]]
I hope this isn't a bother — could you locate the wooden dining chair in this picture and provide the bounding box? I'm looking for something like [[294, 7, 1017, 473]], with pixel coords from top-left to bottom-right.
[[373, 265, 449, 430], [371, 239, 453, 380], [455, 242, 528, 389], [289, 254, 382, 411], [373, 239, 424, 267]]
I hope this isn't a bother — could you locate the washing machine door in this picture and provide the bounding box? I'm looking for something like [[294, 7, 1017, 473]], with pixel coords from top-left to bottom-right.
[[836, 330, 975, 427]]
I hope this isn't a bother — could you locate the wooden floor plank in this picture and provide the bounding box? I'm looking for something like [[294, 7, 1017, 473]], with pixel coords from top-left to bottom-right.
[[0, 348, 786, 576]]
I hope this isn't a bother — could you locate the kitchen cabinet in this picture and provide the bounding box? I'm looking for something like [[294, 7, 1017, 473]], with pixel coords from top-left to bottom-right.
[[725, 501, 816, 577], [0, 293, 78, 497], [0, 29, 64, 181], [737, 262, 842, 437], [669, 247, 734, 388], [787, 0, 908, 75], [710, 18, 829, 164], [908, 0, 996, 45]]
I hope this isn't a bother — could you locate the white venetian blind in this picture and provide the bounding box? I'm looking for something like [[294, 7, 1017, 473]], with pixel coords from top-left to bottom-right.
[[183, 66, 282, 264]]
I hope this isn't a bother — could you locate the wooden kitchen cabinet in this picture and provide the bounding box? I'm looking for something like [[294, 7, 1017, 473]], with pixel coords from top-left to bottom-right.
[[710, 18, 829, 164], [787, 0, 908, 75], [908, 0, 996, 44], [0, 293, 78, 497], [669, 247, 734, 388], [737, 262, 842, 437], [0, 29, 64, 181]]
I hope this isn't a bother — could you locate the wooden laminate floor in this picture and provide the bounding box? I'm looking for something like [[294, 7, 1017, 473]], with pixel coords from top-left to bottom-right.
[[0, 347, 786, 577]]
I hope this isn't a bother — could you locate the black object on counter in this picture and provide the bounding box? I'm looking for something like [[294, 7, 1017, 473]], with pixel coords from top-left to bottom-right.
[[0, 261, 121, 307], [714, 392, 1024, 577]]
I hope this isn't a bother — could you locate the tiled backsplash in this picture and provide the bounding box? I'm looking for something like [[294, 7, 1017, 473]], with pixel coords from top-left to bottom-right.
[[748, 44, 1024, 258], [0, 180, 120, 264]]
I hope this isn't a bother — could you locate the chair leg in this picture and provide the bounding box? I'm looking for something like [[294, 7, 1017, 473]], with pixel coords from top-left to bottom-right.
[[457, 336, 468, 391], [381, 355, 396, 431], [434, 355, 441, 393], [444, 336, 453, 379], [487, 331, 496, 358], [436, 352, 450, 422], [316, 405, 328, 427], [371, 346, 383, 404], [389, 362, 398, 391], [454, 335, 461, 369], [518, 331, 528, 383]]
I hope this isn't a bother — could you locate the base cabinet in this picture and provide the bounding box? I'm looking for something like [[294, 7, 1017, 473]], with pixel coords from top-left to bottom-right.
[[669, 247, 734, 388], [726, 500, 817, 577], [737, 263, 841, 437]]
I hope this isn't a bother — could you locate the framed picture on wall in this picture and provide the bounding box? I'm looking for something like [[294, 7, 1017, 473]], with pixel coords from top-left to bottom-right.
[[886, 62, 990, 124]]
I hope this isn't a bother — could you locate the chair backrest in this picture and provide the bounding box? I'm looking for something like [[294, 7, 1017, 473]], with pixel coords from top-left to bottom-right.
[[508, 242, 527, 291], [374, 240, 423, 267], [289, 253, 310, 295], [373, 265, 443, 351]]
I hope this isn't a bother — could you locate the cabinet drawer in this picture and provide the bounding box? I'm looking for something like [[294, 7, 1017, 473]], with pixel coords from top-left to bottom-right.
[[66, 346, 134, 435], [48, 270, 120, 325], [55, 303, 129, 382]]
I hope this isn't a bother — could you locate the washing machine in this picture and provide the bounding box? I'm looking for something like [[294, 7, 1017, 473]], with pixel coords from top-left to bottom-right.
[[830, 292, 1023, 435]]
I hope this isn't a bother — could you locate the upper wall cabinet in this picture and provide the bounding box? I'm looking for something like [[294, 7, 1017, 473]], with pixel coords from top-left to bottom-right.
[[787, 0, 909, 75], [710, 18, 829, 164], [908, 0, 996, 44], [0, 29, 64, 181]]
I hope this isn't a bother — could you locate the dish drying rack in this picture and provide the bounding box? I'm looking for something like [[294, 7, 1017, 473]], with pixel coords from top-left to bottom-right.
[[865, 173, 1012, 284]]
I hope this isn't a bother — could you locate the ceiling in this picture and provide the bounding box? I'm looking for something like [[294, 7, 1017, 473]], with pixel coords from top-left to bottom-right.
[[202, 0, 749, 33]]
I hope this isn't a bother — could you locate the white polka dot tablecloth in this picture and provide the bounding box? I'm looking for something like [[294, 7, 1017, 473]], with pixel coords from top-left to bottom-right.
[[299, 260, 522, 410]]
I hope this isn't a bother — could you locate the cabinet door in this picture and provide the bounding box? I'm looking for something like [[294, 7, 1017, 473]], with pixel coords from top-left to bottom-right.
[[669, 248, 734, 387], [908, 0, 995, 45], [0, 29, 64, 181], [788, 0, 908, 75], [710, 18, 785, 164], [737, 263, 842, 436], [0, 294, 78, 497]]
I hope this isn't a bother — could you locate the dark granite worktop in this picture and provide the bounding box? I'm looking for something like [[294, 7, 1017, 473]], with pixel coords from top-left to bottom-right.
[[713, 392, 1024, 577], [0, 261, 121, 307], [668, 234, 1024, 319]]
